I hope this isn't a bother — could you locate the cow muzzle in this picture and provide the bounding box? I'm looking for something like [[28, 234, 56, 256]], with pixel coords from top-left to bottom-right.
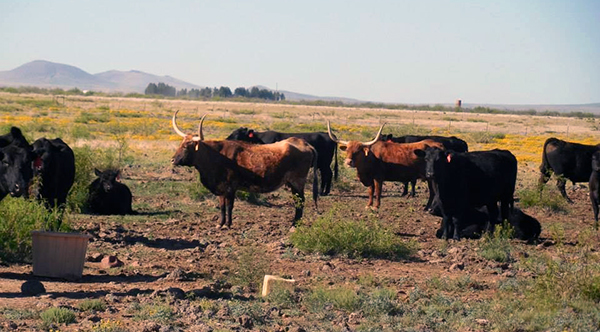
[[344, 158, 354, 168]]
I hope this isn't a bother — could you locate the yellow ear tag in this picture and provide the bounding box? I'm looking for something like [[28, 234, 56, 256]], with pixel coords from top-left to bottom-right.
[[363, 147, 369, 156], [195, 142, 199, 151]]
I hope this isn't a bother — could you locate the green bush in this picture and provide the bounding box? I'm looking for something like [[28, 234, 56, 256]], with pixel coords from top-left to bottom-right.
[[77, 299, 106, 312], [40, 307, 76, 326], [68, 146, 96, 212], [306, 286, 361, 312], [290, 206, 415, 259], [0, 198, 66, 263], [518, 187, 568, 213], [478, 222, 514, 263], [231, 246, 269, 288]]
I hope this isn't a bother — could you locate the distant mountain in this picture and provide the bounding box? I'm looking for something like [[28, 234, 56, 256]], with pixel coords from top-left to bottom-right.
[[95, 70, 201, 93], [0, 60, 115, 90], [0, 60, 200, 93]]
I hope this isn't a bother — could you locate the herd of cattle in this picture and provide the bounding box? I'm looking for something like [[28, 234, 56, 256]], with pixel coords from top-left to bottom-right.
[[0, 127, 134, 224], [1, 110, 600, 241]]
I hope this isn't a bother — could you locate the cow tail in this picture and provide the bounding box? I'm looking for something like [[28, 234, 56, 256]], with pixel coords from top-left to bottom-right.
[[333, 143, 339, 181], [312, 147, 319, 212]]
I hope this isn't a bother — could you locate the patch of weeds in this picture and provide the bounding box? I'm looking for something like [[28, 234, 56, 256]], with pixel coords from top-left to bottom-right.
[[77, 299, 106, 312], [134, 303, 175, 324], [0, 308, 38, 320], [71, 124, 92, 139], [290, 205, 415, 260], [468, 131, 504, 143], [478, 222, 514, 262], [231, 109, 256, 115], [306, 285, 361, 312], [229, 300, 266, 325], [74, 110, 110, 123], [40, 307, 76, 327], [231, 246, 269, 288], [90, 318, 128, 332], [236, 191, 268, 206], [361, 288, 400, 317], [518, 187, 568, 213], [547, 223, 565, 245], [271, 121, 292, 131], [266, 288, 297, 309]]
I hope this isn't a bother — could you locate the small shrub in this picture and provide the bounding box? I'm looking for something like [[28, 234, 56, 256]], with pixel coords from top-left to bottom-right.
[[0, 198, 66, 262], [290, 205, 415, 259], [74, 110, 110, 123], [266, 288, 296, 309], [361, 288, 399, 317], [518, 187, 568, 213], [231, 246, 269, 288], [0, 308, 38, 320], [68, 146, 95, 212], [40, 307, 76, 326], [478, 222, 514, 263], [77, 299, 106, 312], [306, 286, 361, 312], [134, 304, 175, 323], [71, 124, 91, 139]]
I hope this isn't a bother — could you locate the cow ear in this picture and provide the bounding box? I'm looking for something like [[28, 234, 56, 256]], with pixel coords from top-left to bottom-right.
[[339, 144, 348, 151], [414, 149, 425, 158], [94, 168, 102, 176]]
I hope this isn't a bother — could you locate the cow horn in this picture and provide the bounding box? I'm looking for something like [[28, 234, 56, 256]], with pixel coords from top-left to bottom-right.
[[197, 114, 207, 141], [172, 110, 187, 138], [362, 123, 386, 147], [327, 121, 349, 145]]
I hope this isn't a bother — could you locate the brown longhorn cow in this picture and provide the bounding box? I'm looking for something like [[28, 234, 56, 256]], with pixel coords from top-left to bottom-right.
[[327, 121, 443, 210], [171, 111, 319, 229]]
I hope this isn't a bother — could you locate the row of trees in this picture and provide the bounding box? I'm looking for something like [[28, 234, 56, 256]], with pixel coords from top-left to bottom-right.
[[144, 83, 285, 101]]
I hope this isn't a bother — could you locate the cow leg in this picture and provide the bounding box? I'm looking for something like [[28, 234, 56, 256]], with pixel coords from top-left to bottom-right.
[[440, 215, 452, 240], [290, 186, 305, 224], [486, 203, 500, 234], [555, 178, 573, 203], [424, 179, 435, 211], [409, 179, 417, 197], [400, 182, 409, 197], [592, 194, 599, 230], [320, 167, 333, 196], [366, 185, 374, 208], [374, 180, 383, 209], [218, 196, 227, 229], [226, 193, 235, 228]]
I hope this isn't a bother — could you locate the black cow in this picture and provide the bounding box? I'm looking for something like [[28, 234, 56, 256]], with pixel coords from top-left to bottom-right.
[[227, 127, 338, 196], [0, 127, 30, 149], [0, 127, 33, 201], [381, 134, 469, 197], [539, 137, 600, 203], [31, 138, 75, 209], [589, 151, 600, 229], [87, 169, 135, 215], [430, 198, 541, 242], [417, 148, 517, 240]]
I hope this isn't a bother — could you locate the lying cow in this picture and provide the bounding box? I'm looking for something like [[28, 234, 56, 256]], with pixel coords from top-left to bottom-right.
[[430, 198, 541, 242], [380, 134, 468, 196], [539, 137, 600, 203], [327, 121, 443, 210], [417, 147, 517, 240], [0, 127, 33, 201], [32, 138, 75, 209], [172, 111, 318, 229], [227, 127, 338, 196], [87, 169, 135, 215]]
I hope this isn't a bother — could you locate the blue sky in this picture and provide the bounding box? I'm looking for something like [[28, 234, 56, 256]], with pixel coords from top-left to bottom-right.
[[1, 0, 598, 104]]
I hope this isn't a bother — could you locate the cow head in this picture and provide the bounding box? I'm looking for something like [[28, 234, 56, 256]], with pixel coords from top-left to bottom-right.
[[0, 127, 30, 149], [414, 146, 451, 179], [94, 168, 120, 192], [327, 121, 385, 168], [171, 110, 206, 166], [31, 138, 52, 174], [0, 144, 33, 197], [226, 127, 264, 144]]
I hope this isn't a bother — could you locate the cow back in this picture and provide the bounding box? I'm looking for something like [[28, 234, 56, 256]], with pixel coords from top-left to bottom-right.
[[543, 138, 600, 183]]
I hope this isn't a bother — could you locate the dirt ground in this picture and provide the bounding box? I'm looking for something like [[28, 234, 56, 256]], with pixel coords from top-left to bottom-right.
[[1, 161, 599, 331]]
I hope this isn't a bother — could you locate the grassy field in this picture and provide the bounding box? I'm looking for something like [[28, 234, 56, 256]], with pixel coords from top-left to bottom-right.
[[1, 91, 600, 331]]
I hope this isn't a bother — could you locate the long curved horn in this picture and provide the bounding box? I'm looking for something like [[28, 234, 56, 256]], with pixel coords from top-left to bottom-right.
[[362, 123, 386, 147], [172, 110, 186, 137], [327, 121, 349, 145], [197, 114, 207, 141]]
